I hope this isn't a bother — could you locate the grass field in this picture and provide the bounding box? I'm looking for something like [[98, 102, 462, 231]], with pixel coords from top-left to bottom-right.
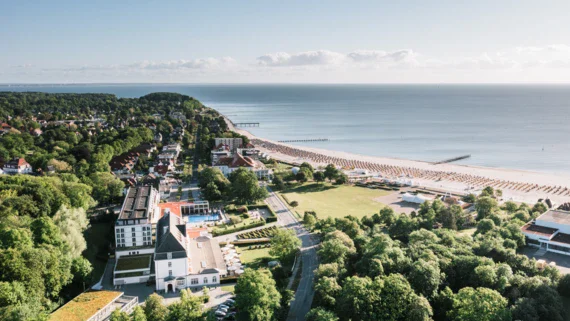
[[237, 246, 276, 270], [278, 183, 390, 219], [221, 284, 235, 293]]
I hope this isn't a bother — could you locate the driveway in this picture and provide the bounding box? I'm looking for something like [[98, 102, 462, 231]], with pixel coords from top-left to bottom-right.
[[264, 185, 319, 321]]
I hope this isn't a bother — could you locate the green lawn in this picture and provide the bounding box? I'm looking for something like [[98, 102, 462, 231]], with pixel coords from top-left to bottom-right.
[[237, 246, 276, 270], [221, 284, 235, 293], [278, 183, 390, 219]]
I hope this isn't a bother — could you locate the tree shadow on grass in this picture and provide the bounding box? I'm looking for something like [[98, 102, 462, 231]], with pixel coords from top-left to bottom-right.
[[282, 183, 338, 195]]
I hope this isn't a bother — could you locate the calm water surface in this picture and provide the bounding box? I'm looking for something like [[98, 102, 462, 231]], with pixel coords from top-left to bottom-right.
[[2, 84, 570, 173]]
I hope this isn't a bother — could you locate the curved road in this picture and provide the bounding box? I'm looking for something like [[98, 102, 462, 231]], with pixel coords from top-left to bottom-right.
[[264, 185, 319, 321]]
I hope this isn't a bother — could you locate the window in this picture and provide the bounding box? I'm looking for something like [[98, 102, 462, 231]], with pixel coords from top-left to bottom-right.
[[132, 232, 136, 237], [132, 237, 136, 243], [169, 270, 173, 277], [168, 262, 172, 268], [176, 279, 185, 286], [212, 276, 217, 283], [191, 278, 198, 285], [203, 277, 208, 284]]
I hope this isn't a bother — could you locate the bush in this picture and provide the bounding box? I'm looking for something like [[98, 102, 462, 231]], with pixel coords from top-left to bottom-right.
[[212, 220, 266, 236], [230, 216, 243, 225]]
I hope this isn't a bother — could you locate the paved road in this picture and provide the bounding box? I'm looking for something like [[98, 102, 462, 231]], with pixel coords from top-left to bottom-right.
[[264, 186, 319, 321]]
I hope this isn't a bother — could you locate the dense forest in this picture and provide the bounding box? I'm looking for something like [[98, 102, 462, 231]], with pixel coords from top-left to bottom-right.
[[304, 187, 569, 321], [0, 92, 227, 320]]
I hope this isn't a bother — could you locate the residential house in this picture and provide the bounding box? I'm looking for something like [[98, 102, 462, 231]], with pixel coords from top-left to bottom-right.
[[213, 153, 272, 179], [3, 158, 33, 175]]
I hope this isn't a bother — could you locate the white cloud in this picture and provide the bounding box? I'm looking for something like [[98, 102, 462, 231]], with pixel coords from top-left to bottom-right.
[[256, 50, 346, 66], [3, 45, 570, 83]]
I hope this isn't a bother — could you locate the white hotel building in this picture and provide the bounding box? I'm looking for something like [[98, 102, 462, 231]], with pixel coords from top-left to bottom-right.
[[522, 209, 570, 255], [113, 186, 226, 290]]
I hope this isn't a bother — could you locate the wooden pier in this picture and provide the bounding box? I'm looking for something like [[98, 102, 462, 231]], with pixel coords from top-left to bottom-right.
[[234, 122, 260, 127], [433, 154, 471, 165], [278, 138, 329, 143]]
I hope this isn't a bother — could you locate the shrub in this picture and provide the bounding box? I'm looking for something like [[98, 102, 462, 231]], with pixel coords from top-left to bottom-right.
[[230, 216, 243, 225]]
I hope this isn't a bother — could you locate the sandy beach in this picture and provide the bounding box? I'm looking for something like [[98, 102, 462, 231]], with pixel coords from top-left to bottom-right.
[[224, 117, 570, 205]]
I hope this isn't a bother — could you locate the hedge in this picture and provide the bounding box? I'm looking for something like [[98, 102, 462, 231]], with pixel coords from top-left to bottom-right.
[[248, 204, 278, 223], [212, 220, 266, 237]]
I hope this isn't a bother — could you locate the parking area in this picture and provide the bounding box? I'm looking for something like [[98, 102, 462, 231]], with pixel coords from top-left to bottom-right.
[[521, 247, 570, 275]]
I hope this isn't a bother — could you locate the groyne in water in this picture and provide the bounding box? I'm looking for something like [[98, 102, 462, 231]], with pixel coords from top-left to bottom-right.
[[433, 154, 471, 165]]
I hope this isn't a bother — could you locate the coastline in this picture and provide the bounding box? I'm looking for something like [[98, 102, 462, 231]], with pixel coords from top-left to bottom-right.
[[223, 115, 570, 204]]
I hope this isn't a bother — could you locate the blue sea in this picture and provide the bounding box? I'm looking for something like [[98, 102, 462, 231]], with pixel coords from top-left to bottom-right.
[[2, 84, 570, 173]]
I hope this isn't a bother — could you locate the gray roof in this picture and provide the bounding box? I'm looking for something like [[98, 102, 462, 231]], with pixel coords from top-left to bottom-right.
[[155, 212, 187, 260], [119, 186, 154, 220], [188, 236, 227, 275]]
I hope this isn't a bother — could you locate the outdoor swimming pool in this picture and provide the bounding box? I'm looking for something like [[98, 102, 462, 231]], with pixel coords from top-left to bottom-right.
[[186, 214, 221, 223]]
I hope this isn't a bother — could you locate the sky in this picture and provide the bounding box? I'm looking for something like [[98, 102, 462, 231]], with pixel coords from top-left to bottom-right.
[[2, 0, 570, 83]]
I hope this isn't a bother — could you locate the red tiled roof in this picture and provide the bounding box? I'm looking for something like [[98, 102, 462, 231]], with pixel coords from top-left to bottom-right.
[[6, 158, 29, 167], [215, 153, 256, 168], [186, 227, 208, 239]]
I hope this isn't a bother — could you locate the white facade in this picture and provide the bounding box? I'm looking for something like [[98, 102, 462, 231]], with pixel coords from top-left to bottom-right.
[[522, 209, 570, 256], [115, 186, 160, 254], [3, 158, 33, 175]]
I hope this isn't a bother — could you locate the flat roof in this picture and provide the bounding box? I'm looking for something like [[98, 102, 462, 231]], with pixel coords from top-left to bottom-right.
[[188, 236, 226, 275], [552, 232, 570, 245], [119, 186, 153, 220], [536, 209, 570, 226], [115, 254, 152, 271], [49, 291, 123, 321], [521, 223, 558, 237]]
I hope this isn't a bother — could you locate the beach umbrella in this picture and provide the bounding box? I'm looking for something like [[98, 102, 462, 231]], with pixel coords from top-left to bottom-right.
[[227, 266, 238, 271], [227, 249, 237, 254]]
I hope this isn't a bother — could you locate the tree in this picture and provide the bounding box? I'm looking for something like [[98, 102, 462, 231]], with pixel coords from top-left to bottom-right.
[[132, 306, 148, 321], [408, 259, 442, 299], [475, 219, 496, 235], [290, 200, 299, 208], [110, 309, 130, 321], [270, 229, 301, 263], [334, 173, 348, 185], [203, 182, 222, 202], [475, 197, 498, 220], [313, 171, 325, 184], [379, 207, 397, 226], [272, 176, 285, 190], [306, 308, 339, 321], [86, 172, 124, 204], [235, 269, 281, 321], [52, 205, 89, 257], [318, 238, 351, 265], [324, 164, 338, 181], [449, 287, 510, 321], [300, 162, 314, 174], [229, 168, 268, 204], [166, 289, 205, 321], [303, 211, 317, 228], [144, 293, 168, 321], [558, 274, 570, 297]]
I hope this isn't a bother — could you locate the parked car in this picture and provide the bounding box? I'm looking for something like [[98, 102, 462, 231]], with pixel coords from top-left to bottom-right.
[[215, 311, 226, 317], [217, 307, 229, 313]]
